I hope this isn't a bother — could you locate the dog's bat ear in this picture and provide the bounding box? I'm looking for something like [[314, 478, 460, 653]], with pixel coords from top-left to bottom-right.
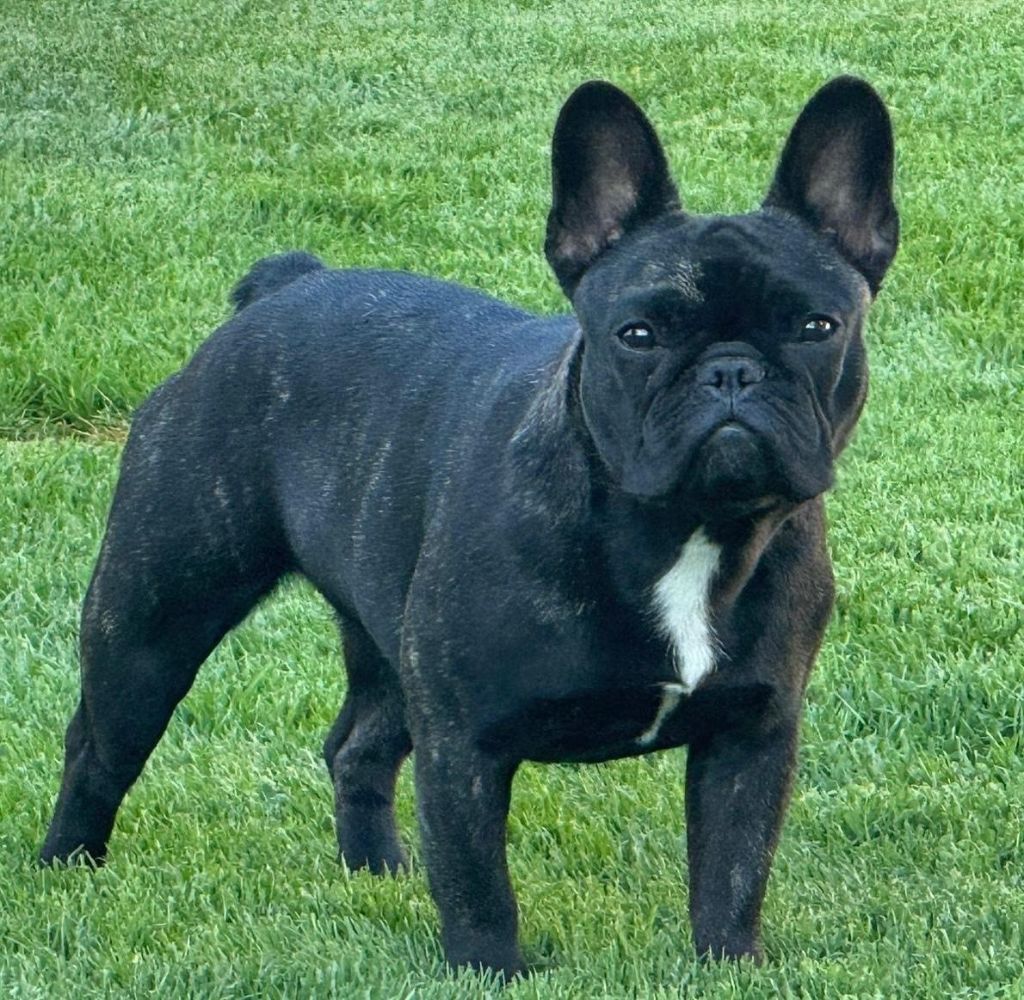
[[545, 81, 680, 297], [764, 76, 899, 295]]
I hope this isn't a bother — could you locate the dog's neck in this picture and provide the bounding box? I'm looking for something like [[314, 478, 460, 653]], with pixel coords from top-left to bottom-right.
[[592, 485, 796, 609]]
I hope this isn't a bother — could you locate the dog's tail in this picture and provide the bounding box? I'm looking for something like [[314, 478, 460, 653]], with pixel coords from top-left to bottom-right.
[[230, 251, 326, 313]]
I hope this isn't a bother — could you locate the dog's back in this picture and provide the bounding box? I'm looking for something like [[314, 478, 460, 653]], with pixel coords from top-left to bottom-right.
[[107, 262, 576, 659]]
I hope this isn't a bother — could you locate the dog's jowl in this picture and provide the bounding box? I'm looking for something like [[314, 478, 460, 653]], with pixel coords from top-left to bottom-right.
[[42, 77, 897, 976]]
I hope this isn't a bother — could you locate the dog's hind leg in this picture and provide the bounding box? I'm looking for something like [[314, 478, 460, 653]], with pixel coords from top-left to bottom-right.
[[40, 552, 283, 866], [323, 614, 411, 874], [40, 438, 288, 865]]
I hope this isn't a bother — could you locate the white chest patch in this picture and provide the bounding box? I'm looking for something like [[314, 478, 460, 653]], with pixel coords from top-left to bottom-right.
[[652, 528, 721, 692], [637, 682, 686, 746]]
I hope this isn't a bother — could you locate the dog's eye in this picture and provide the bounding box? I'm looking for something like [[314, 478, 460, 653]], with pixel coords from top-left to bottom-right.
[[616, 323, 656, 351], [798, 315, 841, 342]]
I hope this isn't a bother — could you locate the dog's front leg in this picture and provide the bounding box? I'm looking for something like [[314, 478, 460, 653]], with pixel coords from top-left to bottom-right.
[[414, 739, 523, 979], [684, 711, 800, 963]]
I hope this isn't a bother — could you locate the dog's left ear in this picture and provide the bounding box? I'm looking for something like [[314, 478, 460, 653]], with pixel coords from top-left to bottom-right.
[[764, 76, 899, 294], [546, 81, 680, 297]]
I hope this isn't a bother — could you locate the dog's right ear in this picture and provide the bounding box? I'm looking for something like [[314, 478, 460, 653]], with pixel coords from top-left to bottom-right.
[[545, 81, 680, 298]]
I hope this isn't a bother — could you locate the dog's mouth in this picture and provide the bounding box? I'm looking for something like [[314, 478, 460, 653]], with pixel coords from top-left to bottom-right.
[[613, 374, 836, 518], [619, 417, 799, 518], [691, 420, 773, 502]]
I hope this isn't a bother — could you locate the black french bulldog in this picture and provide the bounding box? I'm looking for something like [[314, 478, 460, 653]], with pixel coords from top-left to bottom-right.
[[41, 77, 897, 977]]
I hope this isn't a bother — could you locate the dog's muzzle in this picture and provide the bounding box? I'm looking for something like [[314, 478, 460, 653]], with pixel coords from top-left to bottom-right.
[[696, 343, 766, 415]]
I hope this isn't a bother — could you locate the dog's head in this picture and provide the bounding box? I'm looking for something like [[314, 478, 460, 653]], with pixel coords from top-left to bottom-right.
[[546, 78, 898, 521]]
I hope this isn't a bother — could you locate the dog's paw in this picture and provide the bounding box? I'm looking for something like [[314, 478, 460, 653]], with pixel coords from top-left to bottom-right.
[[38, 843, 106, 869], [695, 933, 764, 965], [444, 934, 528, 983]]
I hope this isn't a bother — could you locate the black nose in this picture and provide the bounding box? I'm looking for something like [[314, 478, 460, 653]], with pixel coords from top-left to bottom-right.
[[697, 355, 766, 396]]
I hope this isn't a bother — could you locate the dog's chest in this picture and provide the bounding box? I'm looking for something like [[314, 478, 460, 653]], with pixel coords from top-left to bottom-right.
[[478, 530, 724, 764], [651, 528, 721, 693]]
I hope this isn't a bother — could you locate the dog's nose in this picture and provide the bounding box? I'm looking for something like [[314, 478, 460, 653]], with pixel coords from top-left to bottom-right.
[[697, 355, 766, 395]]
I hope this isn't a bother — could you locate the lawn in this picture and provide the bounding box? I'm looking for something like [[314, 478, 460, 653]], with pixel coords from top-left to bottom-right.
[[2, 0, 1022, 996]]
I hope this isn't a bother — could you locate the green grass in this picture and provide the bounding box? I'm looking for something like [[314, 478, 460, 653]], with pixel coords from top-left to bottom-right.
[[2, 0, 1022, 996]]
